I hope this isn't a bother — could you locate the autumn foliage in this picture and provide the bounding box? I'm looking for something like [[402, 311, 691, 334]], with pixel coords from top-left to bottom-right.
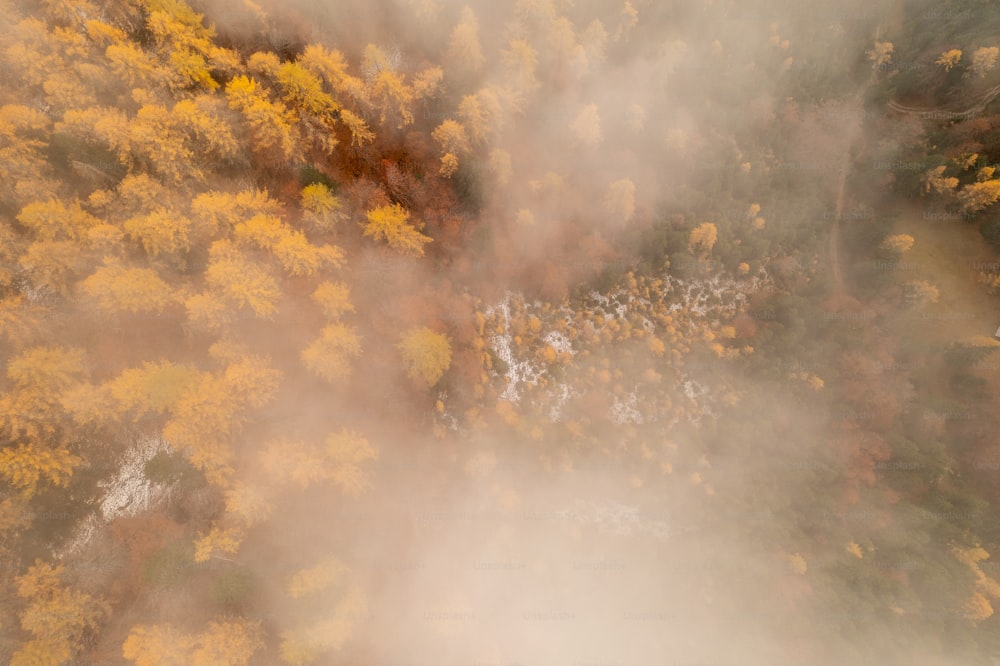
[[3, 0, 1000, 664]]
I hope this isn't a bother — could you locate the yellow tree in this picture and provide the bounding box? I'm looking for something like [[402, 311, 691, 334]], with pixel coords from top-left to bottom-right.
[[501, 38, 540, 109], [129, 102, 199, 182], [123, 208, 192, 258], [286, 559, 347, 599], [203, 240, 281, 318], [279, 586, 366, 665], [43, 0, 100, 27], [412, 66, 444, 100], [106, 40, 175, 89], [185, 291, 238, 332], [312, 281, 355, 318], [362, 44, 415, 129], [18, 239, 89, 295], [81, 262, 176, 314], [458, 90, 501, 143], [259, 430, 377, 494], [6, 345, 86, 394], [259, 438, 331, 488], [225, 75, 300, 162], [247, 50, 281, 77], [122, 624, 193, 666], [878, 234, 915, 255], [866, 41, 894, 69], [123, 619, 263, 666], [447, 6, 485, 74], [172, 96, 240, 162], [0, 345, 87, 443], [298, 44, 369, 109], [397, 327, 452, 386], [234, 214, 344, 275], [4, 17, 56, 87], [83, 15, 134, 46], [0, 295, 39, 346], [113, 173, 173, 217], [300, 182, 346, 230], [191, 188, 282, 236], [954, 546, 1000, 605], [86, 222, 126, 255], [338, 108, 376, 146], [60, 379, 115, 428], [325, 430, 379, 496], [190, 620, 264, 666], [959, 179, 1000, 213], [12, 560, 107, 666], [277, 61, 340, 118], [936, 49, 962, 72], [0, 444, 82, 498], [514, 0, 558, 28], [0, 105, 52, 208], [301, 324, 362, 381], [163, 356, 280, 485], [363, 204, 432, 255], [964, 593, 994, 621], [106, 361, 203, 419], [162, 377, 239, 484], [438, 152, 459, 178], [143, 0, 234, 91], [546, 16, 582, 81], [232, 214, 283, 248], [274, 234, 344, 276], [224, 480, 273, 528], [279, 635, 321, 666], [922, 165, 958, 195], [432, 119, 470, 176], [222, 355, 283, 410], [604, 178, 636, 224], [688, 222, 718, 254], [903, 280, 940, 307], [193, 525, 245, 562], [17, 199, 100, 241], [489, 148, 513, 186], [56, 106, 132, 167], [972, 46, 999, 77]]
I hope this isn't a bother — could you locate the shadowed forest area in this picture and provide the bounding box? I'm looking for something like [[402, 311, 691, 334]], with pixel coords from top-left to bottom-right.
[[5, 0, 1000, 664]]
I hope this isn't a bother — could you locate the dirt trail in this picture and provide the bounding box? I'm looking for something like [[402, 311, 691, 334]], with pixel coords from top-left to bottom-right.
[[829, 74, 880, 300], [829, 131, 854, 299], [888, 82, 1000, 119]]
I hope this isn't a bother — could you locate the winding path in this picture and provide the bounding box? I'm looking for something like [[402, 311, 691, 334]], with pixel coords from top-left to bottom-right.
[[888, 82, 1000, 119], [828, 37, 883, 300], [829, 147, 852, 298]]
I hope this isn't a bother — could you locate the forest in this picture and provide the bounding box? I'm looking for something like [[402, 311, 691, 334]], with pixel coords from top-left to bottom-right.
[[4, 0, 1000, 664]]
